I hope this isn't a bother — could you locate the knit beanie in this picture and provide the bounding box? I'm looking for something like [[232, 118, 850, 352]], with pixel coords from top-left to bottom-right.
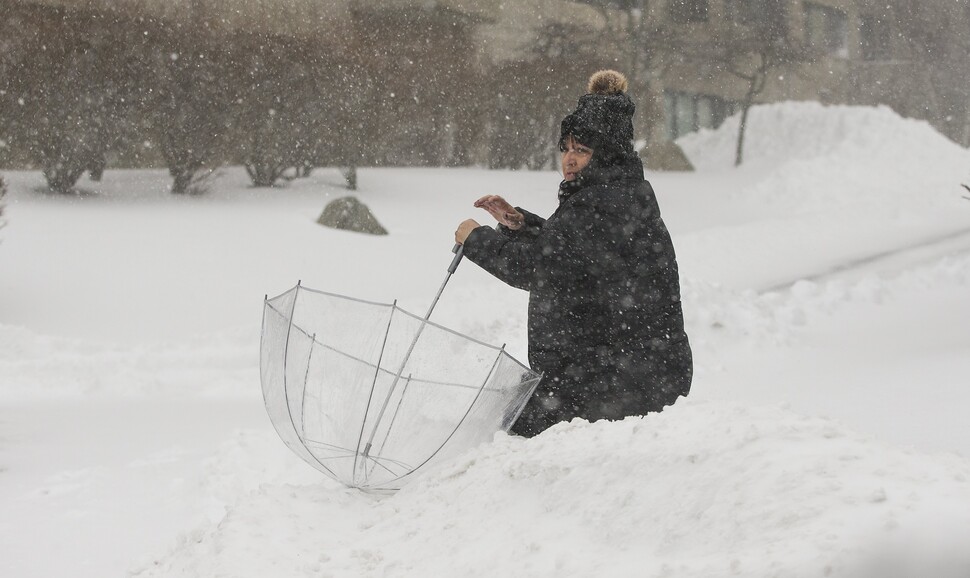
[[559, 70, 637, 169]]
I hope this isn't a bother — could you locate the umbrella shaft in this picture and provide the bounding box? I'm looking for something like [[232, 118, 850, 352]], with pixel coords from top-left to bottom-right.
[[357, 245, 463, 478]]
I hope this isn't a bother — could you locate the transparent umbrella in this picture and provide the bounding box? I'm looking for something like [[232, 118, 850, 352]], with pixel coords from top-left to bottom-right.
[[260, 245, 541, 492]]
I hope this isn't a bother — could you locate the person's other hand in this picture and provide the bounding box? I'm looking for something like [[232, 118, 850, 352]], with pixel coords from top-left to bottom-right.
[[455, 219, 481, 245], [474, 195, 524, 230]]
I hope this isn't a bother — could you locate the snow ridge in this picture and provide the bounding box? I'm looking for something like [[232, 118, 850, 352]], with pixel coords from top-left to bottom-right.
[[678, 102, 970, 211], [137, 401, 970, 578]]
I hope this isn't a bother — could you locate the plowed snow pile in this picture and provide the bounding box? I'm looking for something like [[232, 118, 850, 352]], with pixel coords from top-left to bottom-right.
[[678, 102, 970, 211], [136, 401, 970, 578]]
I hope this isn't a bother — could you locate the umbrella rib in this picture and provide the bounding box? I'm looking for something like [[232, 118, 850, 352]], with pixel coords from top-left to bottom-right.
[[302, 438, 358, 454], [300, 332, 316, 438], [366, 374, 413, 480], [367, 457, 399, 478], [294, 285, 502, 351], [376, 346, 505, 489], [374, 374, 412, 459], [302, 440, 412, 469], [267, 300, 528, 390], [352, 301, 397, 486], [271, 309, 494, 392], [278, 285, 340, 480], [367, 453, 413, 474], [360, 302, 434, 474], [299, 443, 412, 474]]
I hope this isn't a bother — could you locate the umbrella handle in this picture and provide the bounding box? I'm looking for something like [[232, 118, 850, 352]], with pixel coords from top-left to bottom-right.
[[448, 243, 464, 274], [424, 243, 462, 320]]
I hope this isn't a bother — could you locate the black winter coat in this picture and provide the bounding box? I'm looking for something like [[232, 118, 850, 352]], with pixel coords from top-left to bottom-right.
[[463, 159, 692, 436]]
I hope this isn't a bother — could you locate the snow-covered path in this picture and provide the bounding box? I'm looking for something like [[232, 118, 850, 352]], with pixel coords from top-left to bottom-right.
[[700, 253, 970, 455], [2, 103, 970, 577], [0, 400, 272, 577]]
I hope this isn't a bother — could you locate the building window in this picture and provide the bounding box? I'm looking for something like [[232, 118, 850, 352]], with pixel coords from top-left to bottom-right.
[[668, 0, 709, 23], [724, 0, 761, 25], [804, 2, 848, 58], [664, 90, 738, 140], [725, 0, 788, 32], [859, 14, 891, 61]]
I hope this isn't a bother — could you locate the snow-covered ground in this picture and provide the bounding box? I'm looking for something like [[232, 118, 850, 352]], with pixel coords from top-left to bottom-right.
[[1, 102, 969, 577]]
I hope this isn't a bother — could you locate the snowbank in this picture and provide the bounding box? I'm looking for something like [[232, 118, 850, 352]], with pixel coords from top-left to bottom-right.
[[683, 251, 970, 347], [669, 102, 970, 290], [678, 102, 970, 212], [2, 103, 970, 578], [0, 324, 259, 399], [136, 400, 970, 578]]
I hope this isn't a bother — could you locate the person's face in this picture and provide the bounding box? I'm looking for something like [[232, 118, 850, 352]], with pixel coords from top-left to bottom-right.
[[560, 136, 593, 181]]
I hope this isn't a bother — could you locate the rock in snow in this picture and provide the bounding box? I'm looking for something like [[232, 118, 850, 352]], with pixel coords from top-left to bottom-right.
[[317, 196, 389, 235]]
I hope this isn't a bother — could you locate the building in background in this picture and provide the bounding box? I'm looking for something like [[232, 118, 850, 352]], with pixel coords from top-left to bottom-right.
[[2, 0, 967, 178], [565, 0, 968, 152]]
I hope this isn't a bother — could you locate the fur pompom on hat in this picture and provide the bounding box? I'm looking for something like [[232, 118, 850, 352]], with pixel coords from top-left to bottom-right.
[[560, 70, 637, 168], [587, 70, 628, 95]]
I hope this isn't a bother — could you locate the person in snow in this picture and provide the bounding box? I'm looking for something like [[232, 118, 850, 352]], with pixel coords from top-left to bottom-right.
[[455, 70, 692, 437]]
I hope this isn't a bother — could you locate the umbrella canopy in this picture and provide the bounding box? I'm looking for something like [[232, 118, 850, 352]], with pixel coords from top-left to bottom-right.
[[261, 283, 541, 492]]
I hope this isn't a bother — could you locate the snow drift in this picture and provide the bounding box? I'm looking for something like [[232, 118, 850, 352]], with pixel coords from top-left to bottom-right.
[[672, 102, 970, 290], [136, 400, 970, 578], [678, 101, 970, 211], [2, 101, 970, 578]]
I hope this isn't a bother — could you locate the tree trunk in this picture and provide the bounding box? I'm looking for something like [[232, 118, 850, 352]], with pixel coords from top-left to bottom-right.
[[734, 55, 769, 167], [734, 101, 752, 167], [89, 155, 106, 182], [343, 166, 358, 190], [962, 100, 970, 147], [245, 161, 286, 188], [170, 168, 197, 195], [43, 164, 85, 194], [298, 162, 313, 178]]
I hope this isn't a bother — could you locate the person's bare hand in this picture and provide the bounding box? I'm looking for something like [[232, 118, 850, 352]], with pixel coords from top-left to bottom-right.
[[473, 195, 524, 230], [455, 219, 480, 245]]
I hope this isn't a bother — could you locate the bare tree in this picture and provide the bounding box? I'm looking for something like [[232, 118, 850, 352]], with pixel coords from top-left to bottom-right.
[[226, 34, 313, 188], [669, 1, 811, 166], [0, 7, 34, 169], [151, 26, 233, 195], [37, 36, 121, 193], [1, 5, 160, 191], [309, 51, 372, 188], [0, 7, 120, 193]]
